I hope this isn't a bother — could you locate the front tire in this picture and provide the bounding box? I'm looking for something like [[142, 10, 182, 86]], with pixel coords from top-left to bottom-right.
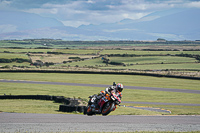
[[86, 105, 94, 116], [102, 102, 115, 116]]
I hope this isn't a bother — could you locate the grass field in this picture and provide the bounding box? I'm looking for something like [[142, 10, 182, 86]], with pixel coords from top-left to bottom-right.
[[0, 72, 200, 90], [63, 56, 198, 67], [0, 48, 52, 53], [54, 49, 100, 55], [0, 72, 199, 115], [30, 54, 98, 63], [0, 43, 200, 115], [100, 49, 200, 55], [0, 99, 61, 114], [107, 56, 197, 64], [0, 53, 29, 59], [1, 48, 199, 75], [101, 63, 200, 70]]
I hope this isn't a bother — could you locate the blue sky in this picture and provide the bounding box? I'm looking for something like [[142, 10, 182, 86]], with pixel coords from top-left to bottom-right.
[[1, 0, 200, 27]]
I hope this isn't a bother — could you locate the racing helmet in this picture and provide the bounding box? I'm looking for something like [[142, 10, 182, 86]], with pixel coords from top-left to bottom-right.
[[116, 83, 123, 92]]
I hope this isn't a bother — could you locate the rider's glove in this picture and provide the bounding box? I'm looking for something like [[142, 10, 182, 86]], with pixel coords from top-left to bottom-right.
[[116, 101, 120, 105]]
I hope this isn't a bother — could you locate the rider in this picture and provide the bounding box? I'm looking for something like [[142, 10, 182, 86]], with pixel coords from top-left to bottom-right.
[[91, 82, 123, 113], [105, 82, 123, 99]]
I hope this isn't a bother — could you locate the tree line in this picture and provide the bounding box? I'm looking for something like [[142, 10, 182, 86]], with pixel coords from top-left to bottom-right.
[[0, 58, 31, 63]]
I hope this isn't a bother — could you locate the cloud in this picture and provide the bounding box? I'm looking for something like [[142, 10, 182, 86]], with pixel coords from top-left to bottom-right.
[[1, 0, 200, 27], [185, 1, 200, 8]]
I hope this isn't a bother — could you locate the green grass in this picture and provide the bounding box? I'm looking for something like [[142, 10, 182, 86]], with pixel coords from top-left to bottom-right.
[[125, 103, 200, 115], [0, 53, 29, 59], [0, 48, 199, 73], [0, 73, 200, 115], [123, 89, 200, 104], [0, 53, 31, 67], [1, 82, 199, 104], [100, 49, 200, 55], [0, 99, 61, 114], [1, 48, 200, 55], [107, 56, 197, 64], [63, 58, 105, 67], [0, 41, 43, 48], [0, 99, 166, 115], [108, 105, 166, 115], [54, 49, 100, 55], [0, 83, 166, 115], [0, 72, 199, 90], [30, 54, 97, 64], [0, 82, 100, 98], [0, 48, 52, 53], [101, 63, 200, 70], [0, 62, 31, 67]]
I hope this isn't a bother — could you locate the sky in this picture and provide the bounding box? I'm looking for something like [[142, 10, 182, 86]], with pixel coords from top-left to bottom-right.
[[1, 0, 200, 27]]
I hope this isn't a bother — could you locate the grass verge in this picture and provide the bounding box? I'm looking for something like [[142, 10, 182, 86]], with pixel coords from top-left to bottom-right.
[[0, 72, 200, 90], [0, 81, 199, 115], [0, 72, 199, 115]]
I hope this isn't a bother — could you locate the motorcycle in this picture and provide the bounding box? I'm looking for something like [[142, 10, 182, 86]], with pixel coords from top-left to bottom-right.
[[84, 92, 121, 116]]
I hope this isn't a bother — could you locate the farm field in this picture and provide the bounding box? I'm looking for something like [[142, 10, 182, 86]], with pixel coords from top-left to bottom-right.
[[0, 46, 199, 77], [54, 49, 100, 54], [106, 56, 197, 64], [30, 54, 98, 64], [0, 53, 29, 59], [0, 48, 52, 53], [100, 49, 200, 55], [101, 63, 200, 70]]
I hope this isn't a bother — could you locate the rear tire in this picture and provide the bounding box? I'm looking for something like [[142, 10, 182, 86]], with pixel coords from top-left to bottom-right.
[[102, 102, 115, 116]]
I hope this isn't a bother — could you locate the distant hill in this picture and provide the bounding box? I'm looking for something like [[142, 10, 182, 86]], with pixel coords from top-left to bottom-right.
[[77, 8, 200, 40], [0, 9, 199, 40], [0, 11, 64, 31]]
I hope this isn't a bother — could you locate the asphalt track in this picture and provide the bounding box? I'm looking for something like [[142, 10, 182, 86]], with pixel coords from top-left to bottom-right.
[[0, 112, 200, 132]]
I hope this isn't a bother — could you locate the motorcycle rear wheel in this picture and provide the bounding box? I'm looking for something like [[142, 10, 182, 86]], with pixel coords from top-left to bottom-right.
[[102, 102, 115, 116]]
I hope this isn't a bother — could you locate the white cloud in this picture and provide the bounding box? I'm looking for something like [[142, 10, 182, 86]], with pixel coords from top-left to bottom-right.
[[9, 0, 200, 27], [87, 0, 95, 4], [185, 1, 200, 8]]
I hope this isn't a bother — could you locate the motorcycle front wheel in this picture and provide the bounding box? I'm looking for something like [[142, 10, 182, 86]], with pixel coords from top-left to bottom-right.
[[86, 105, 94, 116], [102, 102, 115, 116]]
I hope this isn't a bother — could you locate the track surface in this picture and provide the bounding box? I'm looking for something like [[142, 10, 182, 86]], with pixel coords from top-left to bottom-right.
[[1, 113, 200, 132]]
